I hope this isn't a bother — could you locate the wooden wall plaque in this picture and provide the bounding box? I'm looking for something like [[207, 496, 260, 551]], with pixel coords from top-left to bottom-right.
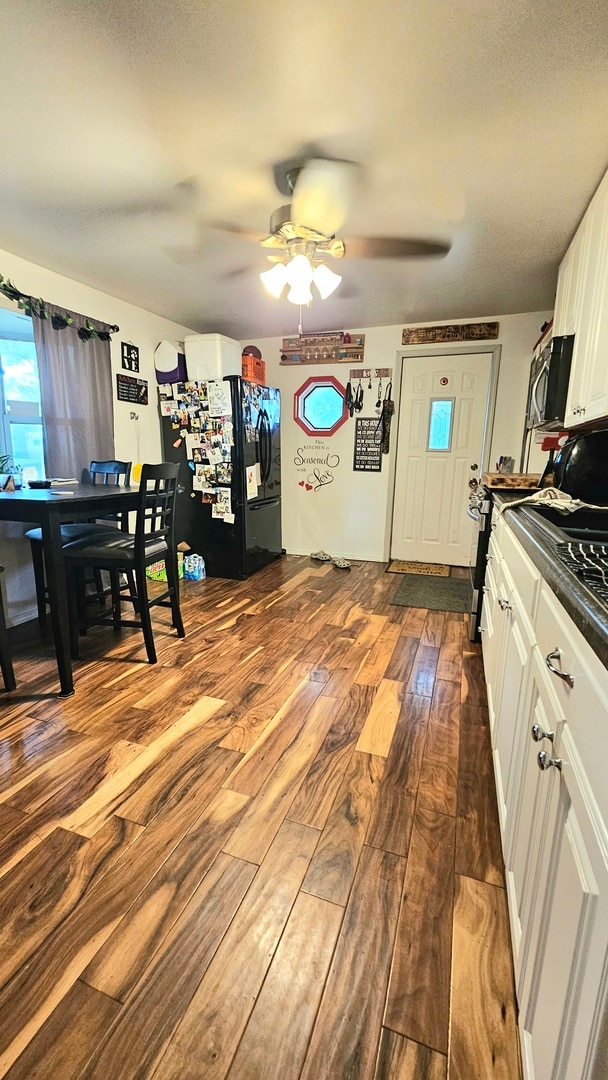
[[402, 322, 499, 345]]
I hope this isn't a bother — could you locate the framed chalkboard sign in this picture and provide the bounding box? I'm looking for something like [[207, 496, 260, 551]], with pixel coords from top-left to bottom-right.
[[353, 417, 382, 472]]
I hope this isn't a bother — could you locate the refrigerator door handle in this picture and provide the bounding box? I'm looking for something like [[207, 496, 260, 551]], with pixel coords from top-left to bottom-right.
[[263, 411, 272, 482], [261, 411, 269, 483]]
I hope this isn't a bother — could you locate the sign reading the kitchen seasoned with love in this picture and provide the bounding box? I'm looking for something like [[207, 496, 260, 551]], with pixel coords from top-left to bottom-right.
[[402, 321, 499, 345], [294, 441, 341, 492]]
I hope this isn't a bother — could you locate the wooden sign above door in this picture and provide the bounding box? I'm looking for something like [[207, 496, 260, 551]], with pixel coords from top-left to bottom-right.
[[402, 322, 499, 345]]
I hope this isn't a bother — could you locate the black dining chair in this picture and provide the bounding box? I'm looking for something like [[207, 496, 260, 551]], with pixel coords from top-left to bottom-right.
[[0, 565, 16, 691], [25, 460, 132, 630], [63, 462, 185, 664]]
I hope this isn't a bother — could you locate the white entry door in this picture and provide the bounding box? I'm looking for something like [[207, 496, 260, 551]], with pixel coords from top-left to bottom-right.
[[391, 351, 492, 565]]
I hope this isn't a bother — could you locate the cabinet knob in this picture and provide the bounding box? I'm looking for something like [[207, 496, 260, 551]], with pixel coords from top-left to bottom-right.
[[531, 723, 554, 743], [537, 750, 562, 772], [498, 596, 511, 610], [545, 648, 575, 688], [485, 553, 492, 561]]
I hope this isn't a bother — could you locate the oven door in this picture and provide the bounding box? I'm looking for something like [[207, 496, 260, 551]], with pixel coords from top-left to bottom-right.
[[468, 496, 492, 641]]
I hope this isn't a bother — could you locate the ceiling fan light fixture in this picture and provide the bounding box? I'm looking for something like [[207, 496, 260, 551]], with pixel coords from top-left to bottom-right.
[[287, 281, 313, 305], [312, 262, 342, 299], [260, 262, 288, 299], [285, 253, 314, 288]]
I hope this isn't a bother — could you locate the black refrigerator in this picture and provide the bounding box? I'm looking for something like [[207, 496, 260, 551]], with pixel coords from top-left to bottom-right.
[[158, 375, 282, 579]]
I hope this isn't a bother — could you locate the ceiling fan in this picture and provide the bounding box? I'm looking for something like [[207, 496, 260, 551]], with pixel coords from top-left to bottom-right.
[[218, 155, 452, 305]]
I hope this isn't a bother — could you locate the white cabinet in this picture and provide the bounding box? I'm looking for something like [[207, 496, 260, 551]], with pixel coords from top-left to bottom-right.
[[518, 718, 608, 1080], [482, 515, 608, 1079], [559, 168, 608, 427]]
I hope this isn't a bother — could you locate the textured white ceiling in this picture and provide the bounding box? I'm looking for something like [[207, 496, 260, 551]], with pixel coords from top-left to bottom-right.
[[1, 0, 607, 337]]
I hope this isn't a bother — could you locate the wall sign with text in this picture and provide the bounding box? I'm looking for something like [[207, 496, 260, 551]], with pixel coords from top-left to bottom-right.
[[353, 418, 382, 472], [402, 322, 499, 345], [294, 440, 341, 492], [116, 373, 148, 405], [121, 342, 140, 371]]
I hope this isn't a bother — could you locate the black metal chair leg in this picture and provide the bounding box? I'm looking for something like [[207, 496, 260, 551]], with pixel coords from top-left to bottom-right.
[[0, 580, 16, 692], [110, 572, 122, 632], [29, 541, 48, 633], [135, 566, 157, 663], [165, 553, 185, 638]]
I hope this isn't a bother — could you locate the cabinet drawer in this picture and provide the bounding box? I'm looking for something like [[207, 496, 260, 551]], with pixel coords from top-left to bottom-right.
[[535, 583, 608, 822], [491, 507, 505, 549], [500, 525, 540, 621]]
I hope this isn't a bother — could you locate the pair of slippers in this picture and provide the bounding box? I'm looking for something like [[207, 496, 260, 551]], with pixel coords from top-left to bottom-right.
[[311, 550, 351, 570]]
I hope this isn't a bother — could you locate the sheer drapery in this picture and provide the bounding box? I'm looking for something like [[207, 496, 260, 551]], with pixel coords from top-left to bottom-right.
[[33, 304, 114, 477]]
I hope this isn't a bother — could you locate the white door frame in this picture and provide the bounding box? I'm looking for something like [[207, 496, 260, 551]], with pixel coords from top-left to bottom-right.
[[383, 342, 502, 561]]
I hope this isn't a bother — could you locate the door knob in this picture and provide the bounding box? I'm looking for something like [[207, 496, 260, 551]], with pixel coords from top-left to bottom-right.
[[531, 723, 554, 743], [537, 750, 562, 772]]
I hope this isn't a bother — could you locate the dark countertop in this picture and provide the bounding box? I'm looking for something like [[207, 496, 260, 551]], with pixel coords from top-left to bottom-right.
[[492, 492, 608, 669]]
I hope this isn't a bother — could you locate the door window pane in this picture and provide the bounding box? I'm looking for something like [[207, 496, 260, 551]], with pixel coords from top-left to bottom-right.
[[428, 398, 454, 452]]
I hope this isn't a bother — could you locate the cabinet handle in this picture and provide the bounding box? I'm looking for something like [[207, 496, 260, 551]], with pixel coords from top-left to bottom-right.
[[531, 723, 554, 743], [498, 596, 511, 610], [537, 750, 562, 772], [485, 553, 492, 561], [545, 648, 575, 688]]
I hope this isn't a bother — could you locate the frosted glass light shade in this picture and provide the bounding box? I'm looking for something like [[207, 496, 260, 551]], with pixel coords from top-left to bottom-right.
[[285, 253, 313, 287], [260, 263, 288, 298], [312, 263, 342, 299], [287, 282, 313, 305]]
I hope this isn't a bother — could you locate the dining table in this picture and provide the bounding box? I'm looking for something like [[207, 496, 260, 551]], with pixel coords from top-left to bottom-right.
[[0, 483, 140, 696]]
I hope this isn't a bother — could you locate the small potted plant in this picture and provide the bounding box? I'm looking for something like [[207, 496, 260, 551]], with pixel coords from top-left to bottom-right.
[[0, 449, 12, 490]]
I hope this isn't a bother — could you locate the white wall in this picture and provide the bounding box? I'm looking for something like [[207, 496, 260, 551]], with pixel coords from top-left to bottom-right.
[[253, 310, 552, 563], [0, 245, 194, 625]]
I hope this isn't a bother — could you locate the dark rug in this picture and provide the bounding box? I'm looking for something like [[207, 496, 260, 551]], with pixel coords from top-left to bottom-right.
[[391, 574, 472, 612]]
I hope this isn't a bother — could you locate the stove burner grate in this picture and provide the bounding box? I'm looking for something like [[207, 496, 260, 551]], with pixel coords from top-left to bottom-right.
[[555, 541, 608, 603]]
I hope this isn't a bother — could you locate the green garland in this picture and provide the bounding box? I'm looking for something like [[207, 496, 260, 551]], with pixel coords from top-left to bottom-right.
[[0, 272, 119, 341]]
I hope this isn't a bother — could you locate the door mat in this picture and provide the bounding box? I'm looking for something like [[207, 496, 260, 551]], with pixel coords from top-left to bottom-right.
[[386, 560, 450, 576], [391, 574, 472, 612]]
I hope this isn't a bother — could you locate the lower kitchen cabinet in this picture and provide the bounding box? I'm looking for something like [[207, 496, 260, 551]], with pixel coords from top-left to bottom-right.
[[481, 515, 608, 1079]]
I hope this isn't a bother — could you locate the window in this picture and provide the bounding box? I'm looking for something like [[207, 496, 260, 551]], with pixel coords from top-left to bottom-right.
[[293, 375, 348, 436], [427, 398, 454, 452], [0, 311, 44, 479]]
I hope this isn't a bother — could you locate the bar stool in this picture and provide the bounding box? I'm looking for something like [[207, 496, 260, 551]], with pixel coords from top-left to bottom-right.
[[63, 463, 184, 664], [25, 460, 132, 630], [0, 565, 16, 691]]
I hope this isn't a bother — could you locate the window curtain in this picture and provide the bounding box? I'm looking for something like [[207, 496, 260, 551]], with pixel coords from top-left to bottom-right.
[[33, 304, 114, 478]]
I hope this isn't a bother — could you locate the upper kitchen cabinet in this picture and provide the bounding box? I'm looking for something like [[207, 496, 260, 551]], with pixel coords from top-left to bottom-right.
[[556, 168, 608, 427]]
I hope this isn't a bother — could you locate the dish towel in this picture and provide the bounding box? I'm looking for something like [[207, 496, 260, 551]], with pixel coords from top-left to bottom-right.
[[499, 486, 608, 516]]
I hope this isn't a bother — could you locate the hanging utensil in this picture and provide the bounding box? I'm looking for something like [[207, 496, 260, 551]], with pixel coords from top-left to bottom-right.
[[354, 380, 364, 412]]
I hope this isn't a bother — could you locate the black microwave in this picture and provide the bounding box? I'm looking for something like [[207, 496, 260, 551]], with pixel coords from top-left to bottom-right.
[[525, 333, 574, 430]]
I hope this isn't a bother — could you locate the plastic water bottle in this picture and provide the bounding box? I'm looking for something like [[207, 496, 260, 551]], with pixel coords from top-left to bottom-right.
[[184, 554, 206, 580]]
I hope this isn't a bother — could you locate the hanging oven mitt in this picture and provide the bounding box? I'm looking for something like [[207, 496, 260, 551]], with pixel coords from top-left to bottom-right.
[[380, 381, 394, 453]]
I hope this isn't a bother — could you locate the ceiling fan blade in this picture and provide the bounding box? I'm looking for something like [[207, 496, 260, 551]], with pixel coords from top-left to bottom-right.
[[292, 158, 357, 236], [341, 236, 451, 259], [213, 221, 270, 243]]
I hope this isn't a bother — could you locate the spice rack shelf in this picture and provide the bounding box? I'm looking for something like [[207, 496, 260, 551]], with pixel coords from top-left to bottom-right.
[[280, 333, 365, 365]]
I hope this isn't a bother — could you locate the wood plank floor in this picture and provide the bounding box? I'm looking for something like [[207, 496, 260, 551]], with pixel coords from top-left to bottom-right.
[[0, 557, 521, 1079]]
